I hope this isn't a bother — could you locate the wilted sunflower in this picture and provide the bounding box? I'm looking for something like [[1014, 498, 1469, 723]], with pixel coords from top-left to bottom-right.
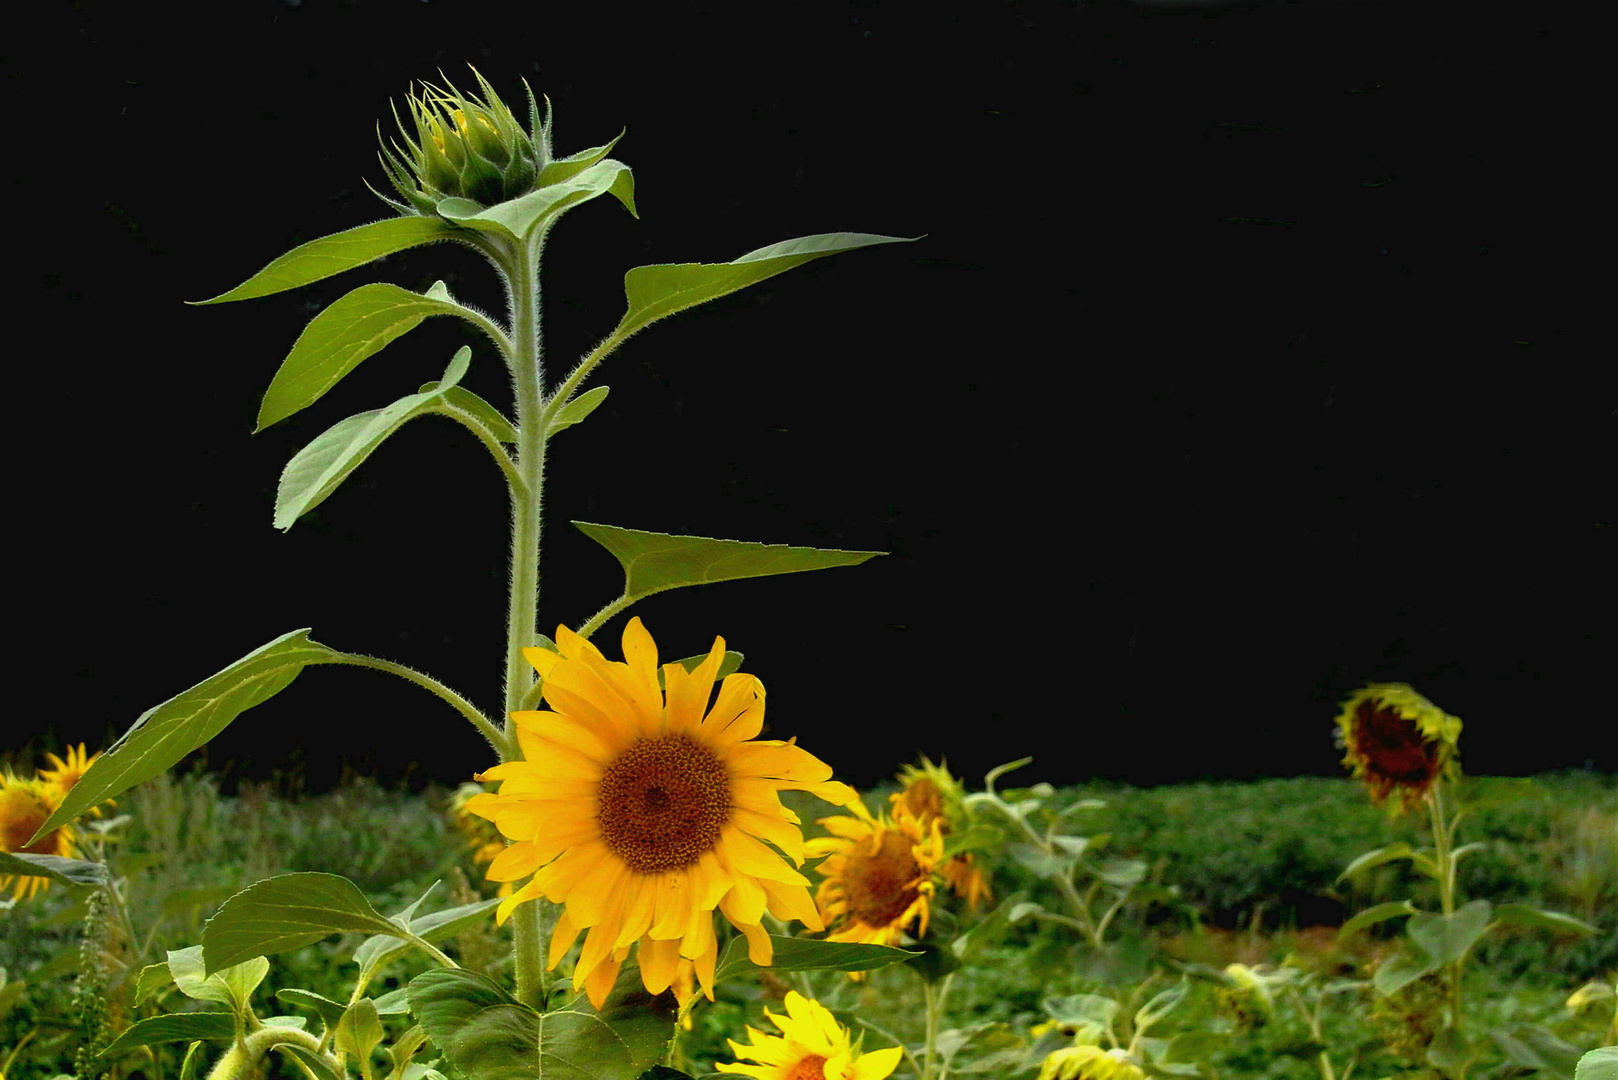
[[1335, 683, 1462, 811], [0, 772, 84, 900], [468, 618, 857, 1008], [892, 757, 992, 910], [806, 795, 942, 951], [1039, 1046, 1147, 1080], [716, 990, 903, 1080]]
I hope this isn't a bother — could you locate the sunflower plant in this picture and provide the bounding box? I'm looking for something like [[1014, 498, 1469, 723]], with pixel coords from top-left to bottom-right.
[[16, 69, 920, 1080], [1330, 683, 1599, 1080]]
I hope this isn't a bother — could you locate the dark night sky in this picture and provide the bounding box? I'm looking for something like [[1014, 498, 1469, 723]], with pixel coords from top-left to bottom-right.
[[15, 0, 1609, 791]]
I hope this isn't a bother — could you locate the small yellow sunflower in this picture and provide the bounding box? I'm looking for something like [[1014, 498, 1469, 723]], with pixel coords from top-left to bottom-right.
[[1039, 1046, 1146, 1080], [467, 618, 857, 1008], [1334, 683, 1462, 811], [38, 744, 107, 816], [717, 990, 903, 1080], [806, 795, 942, 951], [447, 782, 514, 897], [0, 771, 84, 900], [892, 757, 993, 910]]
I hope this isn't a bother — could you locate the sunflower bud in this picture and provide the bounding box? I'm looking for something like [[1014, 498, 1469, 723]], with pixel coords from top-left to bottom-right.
[[376, 68, 550, 216]]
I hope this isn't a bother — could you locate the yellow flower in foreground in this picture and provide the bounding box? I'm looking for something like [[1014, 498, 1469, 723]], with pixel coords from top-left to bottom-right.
[[469, 618, 857, 1008], [1039, 1046, 1146, 1080], [807, 795, 941, 951], [1335, 683, 1462, 812], [717, 990, 903, 1080], [0, 772, 83, 900], [892, 757, 992, 910]]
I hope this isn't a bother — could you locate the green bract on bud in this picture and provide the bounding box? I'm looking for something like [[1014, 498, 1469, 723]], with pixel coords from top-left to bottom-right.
[[375, 68, 552, 215]]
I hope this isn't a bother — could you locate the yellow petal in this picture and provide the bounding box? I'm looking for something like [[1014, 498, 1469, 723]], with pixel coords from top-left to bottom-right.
[[582, 949, 623, 1010], [720, 826, 808, 886], [700, 673, 760, 736], [638, 935, 682, 994], [485, 841, 546, 882], [709, 700, 766, 751], [726, 741, 833, 785], [522, 645, 561, 677], [495, 878, 548, 926], [511, 710, 616, 764], [732, 805, 805, 864], [759, 878, 823, 931], [849, 1046, 905, 1080], [648, 870, 697, 940]]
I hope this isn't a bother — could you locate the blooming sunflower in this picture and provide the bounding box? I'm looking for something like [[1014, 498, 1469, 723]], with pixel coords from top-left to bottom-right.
[[38, 744, 107, 816], [0, 771, 84, 900], [1334, 683, 1462, 812], [467, 618, 858, 1008], [716, 990, 903, 1080], [892, 757, 992, 910], [806, 794, 942, 952]]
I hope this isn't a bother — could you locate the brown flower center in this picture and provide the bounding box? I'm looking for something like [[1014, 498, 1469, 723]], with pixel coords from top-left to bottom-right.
[[596, 734, 730, 874], [0, 789, 56, 855], [787, 1055, 828, 1080], [844, 829, 922, 929], [899, 777, 946, 824], [1352, 700, 1441, 783]]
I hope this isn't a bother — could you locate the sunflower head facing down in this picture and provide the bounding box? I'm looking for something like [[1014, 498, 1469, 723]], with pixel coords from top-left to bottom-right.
[[806, 794, 942, 955], [0, 771, 83, 900], [467, 618, 858, 1008], [891, 757, 992, 910], [716, 990, 903, 1080], [1335, 683, 1462, 812]]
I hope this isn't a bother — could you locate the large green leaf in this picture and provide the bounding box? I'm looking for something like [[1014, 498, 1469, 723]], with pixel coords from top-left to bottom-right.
[[1575, 1048, 1618, 1080], [192, 218, 458, 305], [202, 872, 414, 973], [612, 232, 917, 341], [1372, 943, 1442, 997], [0, 851, 108, 887], [256, 283, 471, 431], [574, 522, 882, 607], [409, 967, 674, 1080], [1337, 842, 1438, 882], [275, 348, 473, 529], [28, 630, 341, 844], [438, 157, 636, 244], [1337, 900, 1419, 939], [713, 936, 919, 983], [1406, 900, 1492, 965], [1491, 903, 1599, 936], [95, 1012, 237, 1057]]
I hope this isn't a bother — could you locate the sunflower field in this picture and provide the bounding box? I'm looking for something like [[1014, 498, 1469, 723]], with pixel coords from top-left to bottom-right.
[[4, 69, 1614, 1080]]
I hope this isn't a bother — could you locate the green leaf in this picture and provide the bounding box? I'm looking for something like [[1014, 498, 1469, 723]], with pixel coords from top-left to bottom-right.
[[277, 988, 348, 1030], [275, 1042, 347, 1080], [440, 385, 519, 442], [548, 386, 611, 435], [192, 217, 458, 304], [96, 1012, 237, 1057], [275, 347, 473, 529], [1407, 900, 1492, 965], [1427, 1026, 1474, 1073], [536, 133, 624, 187], [1491, 1024, 1584, 1077], [353, 895, 501, 972], [943, 823, 1006, 860], [178, 1041, 206, 1080], [1372, 943, 1442, 997], [1337, 900, 1419, 939], [665, 650, 745, 683], [714, 936, 919, 982], [1043, 993, 1120, 1025], [1338, 842, 1422, 882], [574, 522, 882, 609], [0, 851, 108, 887], [905, 941, 963, 983], [438, 158, 636, 244], [202, 872, 411, 973], [1575, 1048, 1618, 1080], [133, 962, 174, 1006], [1490, 903, 1599, 936], [952, 891, 1030, 962], [167, 946, 269, 1014], [409, 967, 675, 1080], [637, 1069, 696, 1080], [256, 282, 470, 431], [612, 232, 918, 342], [29, 629, 339, 844], [338, 998, 385, 1064], [1092, 857, 1148, 889]]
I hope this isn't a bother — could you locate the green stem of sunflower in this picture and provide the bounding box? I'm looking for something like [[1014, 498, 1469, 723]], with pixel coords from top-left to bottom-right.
[[502, 231, 551, 1010], [1426, 783, 1467, 1060], [921, 975, 941, 1080]]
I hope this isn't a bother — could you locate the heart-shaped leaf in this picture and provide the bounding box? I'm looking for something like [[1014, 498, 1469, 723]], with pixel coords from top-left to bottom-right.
[[203, 872, 411, 973]]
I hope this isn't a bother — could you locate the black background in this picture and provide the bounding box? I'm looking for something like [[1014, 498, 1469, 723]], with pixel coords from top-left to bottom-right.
[[15, 0, 1609, 792]]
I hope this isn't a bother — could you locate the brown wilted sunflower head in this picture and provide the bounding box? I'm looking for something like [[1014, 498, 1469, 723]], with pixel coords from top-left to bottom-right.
[[1334, 683, 1462, 812]]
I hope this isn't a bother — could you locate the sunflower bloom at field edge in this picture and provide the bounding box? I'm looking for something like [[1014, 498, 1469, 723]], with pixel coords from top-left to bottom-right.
[[0, 773, 81, 900], [467, 617, 859, 1008], [892, 756, 993, 910], [716, 990, 903, 1080], [1334, 683, 1462, 812], [806, 792, 942, 955]]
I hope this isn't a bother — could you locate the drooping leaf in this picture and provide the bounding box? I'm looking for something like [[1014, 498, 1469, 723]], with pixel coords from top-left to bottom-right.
[[192, 217, 458, 305], [713, 935, 919, 983], [202, 872, 412, 973], [409, 966, 674, 1080], [1406, 900, 1492, 965], [612, 233, 918, 342], [0, 851, 108, 887], [574, 522, 882, 608], [256, 283, 471, 431], [275, 347, 473, 529], [95, 1012, 237, 1057], [1337, 900, 1419, 939], [29, 630, 341, 844], [1490, 903, 1598, 936]]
